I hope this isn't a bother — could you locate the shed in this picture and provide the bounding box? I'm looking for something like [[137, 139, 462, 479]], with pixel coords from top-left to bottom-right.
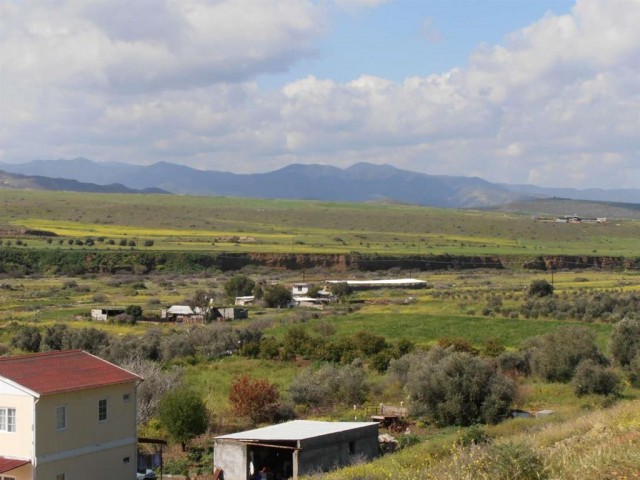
[[91, 306, 126, 321], [214, 420, 379, 480]]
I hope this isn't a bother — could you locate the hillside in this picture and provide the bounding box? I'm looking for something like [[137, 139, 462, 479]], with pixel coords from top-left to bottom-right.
[[494, 197, 640, 220], [0, 169, 167, 194], [3, 158, 640, 207]]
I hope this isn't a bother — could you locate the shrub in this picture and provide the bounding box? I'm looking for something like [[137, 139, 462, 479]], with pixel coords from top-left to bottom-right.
[[289, 362, 369, 408], [527, 279, 554, 298], [525, 326, 606, 382], [457, 425, 491, 447], [224, 275, 256, 298], [12, 325, 42, 352], [406, 349, 516, 426], [263, 284, 292, 308], [610, 318, 640, 367], [228, 375, 280, 425], [572, 359, 622, 397], [157, 388, 208, 451], [488, 442, 548, 480]]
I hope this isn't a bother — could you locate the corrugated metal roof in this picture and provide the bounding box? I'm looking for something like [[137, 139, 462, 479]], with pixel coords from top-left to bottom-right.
[[0, 350, 142, 396], [216, 420, 378, 442], [0, 457, 30, 473]]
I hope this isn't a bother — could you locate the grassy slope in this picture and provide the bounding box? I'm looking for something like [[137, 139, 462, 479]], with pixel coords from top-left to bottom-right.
[[307, 398, 640, 479], [1, 189, 640, 256]]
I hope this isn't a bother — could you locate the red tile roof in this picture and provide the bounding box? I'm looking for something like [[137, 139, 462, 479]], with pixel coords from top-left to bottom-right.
[[0, 457, 30, 473], [0, 350, 142, 396]]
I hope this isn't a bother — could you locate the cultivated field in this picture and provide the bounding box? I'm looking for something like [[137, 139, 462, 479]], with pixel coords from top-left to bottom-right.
[[2, 189, 640, 256]]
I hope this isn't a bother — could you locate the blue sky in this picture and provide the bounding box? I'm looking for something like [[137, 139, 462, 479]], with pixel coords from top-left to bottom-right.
[[260, 1, 576, 88], [0, 0, 638, 189]]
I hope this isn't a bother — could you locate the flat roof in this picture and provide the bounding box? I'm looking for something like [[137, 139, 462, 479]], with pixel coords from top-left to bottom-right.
[[216, 420, 378, 442], [326, 278, 426, 285]]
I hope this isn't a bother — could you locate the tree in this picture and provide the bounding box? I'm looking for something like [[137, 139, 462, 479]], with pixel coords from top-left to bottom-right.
[[406, 349, 515, 426], [527, 279, 554, 298], [224, 275, 256, 298], [157, 389, 208, 451], [572, 359, 622, 397], [228, 375, 280, 425], [289, 362, 369, 407], [119, 357, 182, 425], [610, 318, 640, 367], [144, 239, 154, 247], [12, 325, 42, 352], [125, 304, 143, 320], [525, 326, 606, 382], [330, 282, 353, 301], [263, 284, 292, 308]]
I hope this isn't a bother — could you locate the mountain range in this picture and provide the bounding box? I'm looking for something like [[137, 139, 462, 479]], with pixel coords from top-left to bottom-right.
[[1, 158, 639, 209]]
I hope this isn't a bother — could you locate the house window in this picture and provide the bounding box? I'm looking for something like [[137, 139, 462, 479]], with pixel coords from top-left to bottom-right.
[[349, 441, 356, 455], [123, 393, 131, 402], [3, 476, 17, 480], [56, 405, 67, 431], [98, 398, 108, 422], [0, 407, 16, 433]]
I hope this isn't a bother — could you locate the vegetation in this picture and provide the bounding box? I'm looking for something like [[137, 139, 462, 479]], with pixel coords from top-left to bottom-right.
[[157, 388, 208, 451], [3, 189, 640, 476], [228, 375, 280, 425]]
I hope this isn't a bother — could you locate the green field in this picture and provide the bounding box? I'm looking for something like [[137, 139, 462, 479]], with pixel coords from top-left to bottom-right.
[[2, 189, 640, 256]]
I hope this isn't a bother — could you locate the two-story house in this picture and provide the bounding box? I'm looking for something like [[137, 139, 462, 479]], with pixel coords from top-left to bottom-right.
[[0, 350, 142, 480]]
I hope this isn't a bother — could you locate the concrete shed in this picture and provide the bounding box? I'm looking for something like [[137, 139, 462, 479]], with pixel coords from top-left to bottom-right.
[[214, 420, 379, 480]]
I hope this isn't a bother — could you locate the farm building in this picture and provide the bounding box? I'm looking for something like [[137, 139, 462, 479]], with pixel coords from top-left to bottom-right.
[[90, 306, 126, 321], [214, 420, 379, 480], [326, 278, 427, 290], [211, 307, 249, 321], [161, 305, 205, 323], [235, 296, 255, 306]]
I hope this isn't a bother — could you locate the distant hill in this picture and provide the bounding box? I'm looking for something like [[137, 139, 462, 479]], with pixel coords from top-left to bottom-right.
[[0, 158, 524, 208], [494, 197, 640, 220], [1, 158, 640, 208], [0, 170, 168, 195]]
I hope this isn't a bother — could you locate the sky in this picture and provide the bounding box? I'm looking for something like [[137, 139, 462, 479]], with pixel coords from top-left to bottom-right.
[[0, 0, 638, 189]]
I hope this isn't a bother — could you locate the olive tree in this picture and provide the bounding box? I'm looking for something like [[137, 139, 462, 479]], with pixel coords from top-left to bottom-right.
[[406, 349, 515, 426]]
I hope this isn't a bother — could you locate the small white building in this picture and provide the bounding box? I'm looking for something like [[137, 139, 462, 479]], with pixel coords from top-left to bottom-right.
[[292, 283, 311, 296], [214, 420, 379, 480], [235, 296, 255, 307], [91, 306, 126, 321]]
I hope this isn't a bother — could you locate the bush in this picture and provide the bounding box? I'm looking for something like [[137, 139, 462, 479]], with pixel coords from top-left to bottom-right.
[[457, 425, 491, 447], [525, 326, 606, 382], [263, 284, 292, 308], [488, 442, 548, 480], [12, 325, 42, 352], [224, 275, 256, 298], [611, 318, 640, 367], [289, 362, 369, 408], [157, 388, 208, 451], [527, 279, 554, 298], [228, 375, 280, 425], [406, 349, 516, 426], [572, 359, 622, 397]]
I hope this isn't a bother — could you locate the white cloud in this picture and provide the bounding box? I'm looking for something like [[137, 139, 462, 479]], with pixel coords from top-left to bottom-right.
[[1, 0, 639, 189]]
